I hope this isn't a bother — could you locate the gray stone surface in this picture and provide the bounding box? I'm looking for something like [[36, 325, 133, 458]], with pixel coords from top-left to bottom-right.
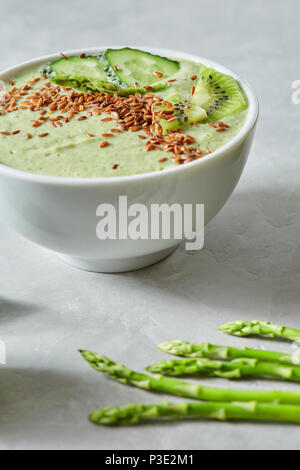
[[1, 0, 300, 450]]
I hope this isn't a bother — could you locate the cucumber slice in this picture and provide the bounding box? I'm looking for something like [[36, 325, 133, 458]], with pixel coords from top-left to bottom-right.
[[105, 48, 180, 87], [41, 53, 167, 94], [42, 55, 130, 94], [42, 56, 108, 82]]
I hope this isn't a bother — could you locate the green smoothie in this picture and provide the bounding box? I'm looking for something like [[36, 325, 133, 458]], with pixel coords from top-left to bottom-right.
[[0, 50, 247, 178]]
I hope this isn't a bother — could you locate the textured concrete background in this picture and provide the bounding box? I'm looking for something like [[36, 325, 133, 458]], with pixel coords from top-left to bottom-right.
[[1, 0, 300, 450]]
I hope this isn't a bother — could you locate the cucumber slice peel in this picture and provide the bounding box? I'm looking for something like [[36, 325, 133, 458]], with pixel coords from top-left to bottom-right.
[[41, 53, 168, 95], [105, 47, 179, 88]]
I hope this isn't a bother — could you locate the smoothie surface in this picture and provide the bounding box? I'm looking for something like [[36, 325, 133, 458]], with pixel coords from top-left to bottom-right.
[[0, 57, 247, 178]]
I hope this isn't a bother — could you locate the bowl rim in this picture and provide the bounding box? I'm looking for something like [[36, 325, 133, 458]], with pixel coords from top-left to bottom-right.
[[0, 45, 259, 186]]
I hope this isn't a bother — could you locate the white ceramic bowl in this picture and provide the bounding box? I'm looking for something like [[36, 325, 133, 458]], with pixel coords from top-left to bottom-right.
[[0, 47, 258, 272]]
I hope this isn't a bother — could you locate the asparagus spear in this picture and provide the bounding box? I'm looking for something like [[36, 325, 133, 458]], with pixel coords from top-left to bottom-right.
[[157, 340, 300, 365], [89, 400, 300, 426], [79, 350, 300, 405], [147, 357, 300, 381], [219, 320, 300, 342]]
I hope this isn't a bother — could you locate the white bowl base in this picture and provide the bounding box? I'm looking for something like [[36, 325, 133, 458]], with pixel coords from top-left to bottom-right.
[[59, 245, 178, 273]]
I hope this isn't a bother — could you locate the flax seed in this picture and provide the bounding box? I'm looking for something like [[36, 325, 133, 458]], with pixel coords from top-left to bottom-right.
[[102, 133, 113, 137], [0, 131, 10, 135], [77, 116, 87, 121], [101, 117, 113, 122], [100, 141, 110, 148], [159, 157, 167, 162], [12, 130, 20, 135], [61, 52, 68, 60], [38, 133, 48, 138], [112, 163, 119, 169], [156, 123, 163, 136], [24, 133, 32, 139], [86, 133, 95, 137], [154, 71, 163, 78], [191, 75, 198, 80]]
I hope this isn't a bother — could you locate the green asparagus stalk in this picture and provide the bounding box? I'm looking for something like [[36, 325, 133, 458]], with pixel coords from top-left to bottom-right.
[[157, 340, 300, 365], [79, 350, 300, 405], [89, 400, 300, 426], [219, 320, 300, 342], [146, 357, 300, 381]]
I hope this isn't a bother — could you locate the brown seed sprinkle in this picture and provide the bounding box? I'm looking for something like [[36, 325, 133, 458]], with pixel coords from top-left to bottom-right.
[[86, 133, 95, 137], [12, 130, 20, 135], [24, 133, 32, 139], [114, 65, 119, 71], [79, 53, 86, 58], [146, 144, 155, 151], [191, 75, 198, 80], [144, 85, 153, 91], [110, 128, 122, 133], [154, 71, 163, 78], [77, 116, 87, 121], [206, 147, 212, 153], [208, 123, 217, 128], [38, 132, 48, 138], [3, 75, 206, 166], [191, 86, 195, 96], [217, 121, 230, 129], [166, 116, 177, 122], [216, 128, 226, 132], [100, 141, 110, 148], [156, 123, 163, 136], [112, 163, 119, 169], [0, 131, 10, 135], [61, 52, 68, 60], [159, 157, 167, 162], [102, 133, 113, 137], [167, 79, 176, 82]]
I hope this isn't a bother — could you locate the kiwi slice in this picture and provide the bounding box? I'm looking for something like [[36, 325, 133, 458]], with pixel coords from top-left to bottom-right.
[[191, 65, 247, 122], [158, 93, 207, 135]]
